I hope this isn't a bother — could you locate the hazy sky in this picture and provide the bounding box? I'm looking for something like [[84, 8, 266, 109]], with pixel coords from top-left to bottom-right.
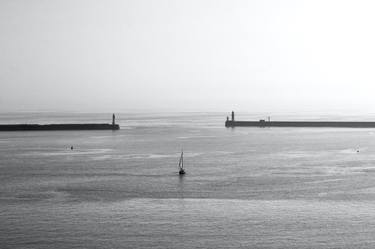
[[1, 0, 375, 113]]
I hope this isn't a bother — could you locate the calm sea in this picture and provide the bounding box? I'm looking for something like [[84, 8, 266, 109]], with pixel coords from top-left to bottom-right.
[[2, 112, 375, 248]]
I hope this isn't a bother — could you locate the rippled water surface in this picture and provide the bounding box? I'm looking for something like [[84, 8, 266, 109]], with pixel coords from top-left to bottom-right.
[[2, 112, 375, 248]]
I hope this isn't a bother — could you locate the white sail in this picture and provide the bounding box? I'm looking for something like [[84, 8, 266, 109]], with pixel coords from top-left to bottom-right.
[[178, 151, 183, 169]]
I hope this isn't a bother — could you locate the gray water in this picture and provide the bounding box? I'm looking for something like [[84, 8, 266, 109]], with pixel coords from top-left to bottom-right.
[[2, 112, 375, 248]]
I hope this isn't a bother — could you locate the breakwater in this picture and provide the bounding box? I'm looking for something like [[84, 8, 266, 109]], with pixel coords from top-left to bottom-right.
[[0, 123, 120, 131], [225, 120, 375, 128], [0, 113, 120, 131], [225, 112, 375, 128]]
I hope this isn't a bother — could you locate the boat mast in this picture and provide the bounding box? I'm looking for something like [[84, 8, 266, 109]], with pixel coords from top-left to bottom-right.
[[181, 151, 183, 169], [178, 151, 183, 169]]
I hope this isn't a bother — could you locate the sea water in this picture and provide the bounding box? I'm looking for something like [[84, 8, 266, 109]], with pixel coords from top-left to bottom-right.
[[2, 112, 375, 248]]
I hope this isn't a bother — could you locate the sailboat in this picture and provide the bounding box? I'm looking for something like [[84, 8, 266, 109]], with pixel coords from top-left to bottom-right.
[[178, 150, 185, 175]]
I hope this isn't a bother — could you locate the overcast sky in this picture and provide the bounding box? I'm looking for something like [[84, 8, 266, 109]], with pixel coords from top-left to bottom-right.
[[1, 0, 375, 113]]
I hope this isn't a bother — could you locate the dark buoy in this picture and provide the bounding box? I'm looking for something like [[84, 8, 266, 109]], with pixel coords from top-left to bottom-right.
[[71, 146, 74, 150]]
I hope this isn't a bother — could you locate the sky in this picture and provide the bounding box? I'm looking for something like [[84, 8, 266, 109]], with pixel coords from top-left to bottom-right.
[[1, 0, 375, 113]]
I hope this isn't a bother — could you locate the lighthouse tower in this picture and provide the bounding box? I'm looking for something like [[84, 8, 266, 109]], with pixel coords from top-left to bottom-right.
[[225, 111, 235, 128]]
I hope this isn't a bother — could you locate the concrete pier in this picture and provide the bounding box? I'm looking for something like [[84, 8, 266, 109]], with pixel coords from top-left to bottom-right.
[[225, 112, 375, 128], [0, 123, 120, 131], [0, 114, 120, 131]]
